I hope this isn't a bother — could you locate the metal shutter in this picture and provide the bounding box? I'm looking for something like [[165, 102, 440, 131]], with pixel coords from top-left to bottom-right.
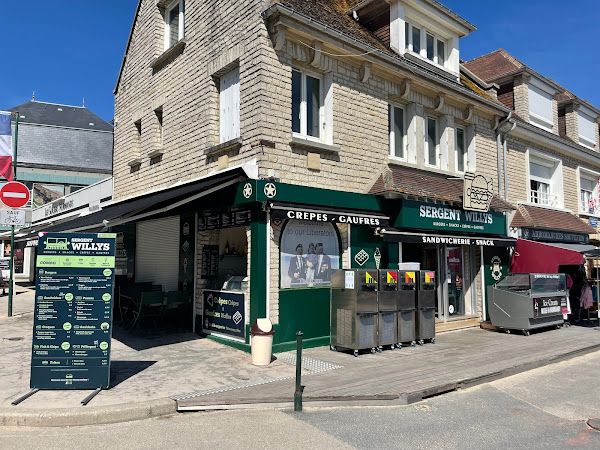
[[136, 216, 180, 292]]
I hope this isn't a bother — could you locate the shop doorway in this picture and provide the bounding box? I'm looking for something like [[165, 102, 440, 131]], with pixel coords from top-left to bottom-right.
[[446, 246, 464, 316], [402, 244, 442, 318]]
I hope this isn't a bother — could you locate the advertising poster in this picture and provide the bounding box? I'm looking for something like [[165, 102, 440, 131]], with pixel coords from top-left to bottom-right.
[[280, 220, 339, 289], [202, 290, 245, 340], [30, 232, 116, 390]]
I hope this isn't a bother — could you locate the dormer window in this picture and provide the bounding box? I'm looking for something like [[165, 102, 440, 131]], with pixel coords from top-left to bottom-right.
[[578, 110, 597, 150], [404, 22, 446, 69]]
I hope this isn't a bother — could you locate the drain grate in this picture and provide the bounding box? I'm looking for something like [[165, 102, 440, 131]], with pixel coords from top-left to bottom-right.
[[274, 352, 343, 373], [171, 355, 342, 402]]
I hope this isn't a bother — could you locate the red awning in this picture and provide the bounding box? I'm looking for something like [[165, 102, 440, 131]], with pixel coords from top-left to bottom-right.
[[509, 239, 584, 274]]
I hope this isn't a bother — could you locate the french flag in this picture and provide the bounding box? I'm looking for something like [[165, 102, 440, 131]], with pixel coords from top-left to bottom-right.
[[0, 112, 13, 181]]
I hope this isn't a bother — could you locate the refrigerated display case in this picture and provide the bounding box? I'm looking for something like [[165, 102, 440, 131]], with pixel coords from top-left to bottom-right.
[[487, 273, 566, 335]]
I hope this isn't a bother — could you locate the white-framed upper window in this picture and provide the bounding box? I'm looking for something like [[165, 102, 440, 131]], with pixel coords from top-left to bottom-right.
[[405, 22, 446, 68], [425, 116, 439, 167], [455, 127, 466, 173], [579, 168, 600, 215], [528, 83, 553, 131], [527, 151, 563, 208], [154, 107, 163, 147], [292, 69, 324, 141], [389, 104, 405, 159], [164, 0, 184, 50], [219, 66, 240, 143], [578, 111, 597, 149]]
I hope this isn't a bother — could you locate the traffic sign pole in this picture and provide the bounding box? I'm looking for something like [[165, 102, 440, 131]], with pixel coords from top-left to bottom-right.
[[8, 112, 19, 317]]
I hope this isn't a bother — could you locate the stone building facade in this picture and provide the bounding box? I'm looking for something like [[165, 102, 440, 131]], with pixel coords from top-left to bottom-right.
[[107, 0, 517, 350]]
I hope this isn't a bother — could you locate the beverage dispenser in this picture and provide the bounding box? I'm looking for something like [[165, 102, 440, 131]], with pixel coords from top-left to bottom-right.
[[330, 269, 379, 356], [378, 270, 399, 350], [416, 270, 436, 344], [397, 270, 417, 347]]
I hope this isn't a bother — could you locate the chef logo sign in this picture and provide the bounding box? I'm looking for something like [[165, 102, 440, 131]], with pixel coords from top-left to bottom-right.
[[463, 172, 493, 212]]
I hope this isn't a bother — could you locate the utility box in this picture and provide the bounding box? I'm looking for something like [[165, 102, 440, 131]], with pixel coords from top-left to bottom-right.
[[397, 270, 417, 347], [330, 269, 379, 356], [416, 270, 436, 345], [378, 270, 399, 350]]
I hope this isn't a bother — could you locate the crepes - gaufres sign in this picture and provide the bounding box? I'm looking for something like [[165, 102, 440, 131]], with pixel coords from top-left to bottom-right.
[[271, 208, 388, 227]]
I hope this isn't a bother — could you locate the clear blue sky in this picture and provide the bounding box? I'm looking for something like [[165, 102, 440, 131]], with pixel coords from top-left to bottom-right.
[[1, 1, 599, 123]]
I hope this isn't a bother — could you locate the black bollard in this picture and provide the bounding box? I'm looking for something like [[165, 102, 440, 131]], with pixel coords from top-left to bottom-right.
[[294, 331, 303, 411]]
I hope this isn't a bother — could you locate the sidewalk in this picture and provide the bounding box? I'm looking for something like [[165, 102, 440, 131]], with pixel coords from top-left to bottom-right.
[[2, 284, 600, 427]]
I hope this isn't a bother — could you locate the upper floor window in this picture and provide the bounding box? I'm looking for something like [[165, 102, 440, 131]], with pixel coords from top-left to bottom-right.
[[389, 105, 405, 159], [455, 127, 466, 173], [164, 0, 184, 50], [425, 116, 439, 167], [528, 84, 553, 131], [220, 66, 240, 143], [578, 111, 596, 149], [405, 22, 446, 68], [292, 69, 323, 141], [528, 152, 562, 208], [579, 169, 599, 215]]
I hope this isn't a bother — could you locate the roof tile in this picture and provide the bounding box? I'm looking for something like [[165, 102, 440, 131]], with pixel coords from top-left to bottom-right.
[[510, 204, 596, 234], [369, 165, 514, 211]]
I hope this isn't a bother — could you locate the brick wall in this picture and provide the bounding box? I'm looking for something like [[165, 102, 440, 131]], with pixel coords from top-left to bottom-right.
[[497, 83, 514, 110]]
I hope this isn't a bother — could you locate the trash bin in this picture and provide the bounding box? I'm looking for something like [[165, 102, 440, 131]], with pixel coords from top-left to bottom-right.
[[250, 318, 275, 366]]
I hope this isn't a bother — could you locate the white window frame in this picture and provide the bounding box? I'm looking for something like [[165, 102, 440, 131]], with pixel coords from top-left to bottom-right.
[[405, 22, 447, 69], [526, 149, 563, 209], [291, 68, 325, 143], [164, 0, 185, 50], [425, 116, 439, 168], [578, 167, 600, 216], [455, 126, 467, 173], [389, 104, 406, 160]]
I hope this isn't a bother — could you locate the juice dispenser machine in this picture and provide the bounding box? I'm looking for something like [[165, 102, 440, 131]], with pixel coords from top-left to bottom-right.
[[416, 270, 436, 345], [330, 269, 379, 356], [378, 270, 399, 351], [397, 270, 417, 347]]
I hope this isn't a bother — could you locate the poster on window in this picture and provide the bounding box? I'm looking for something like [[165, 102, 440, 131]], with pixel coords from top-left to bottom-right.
[[33, 183, 65, 208], [280, 220, 339, 289]]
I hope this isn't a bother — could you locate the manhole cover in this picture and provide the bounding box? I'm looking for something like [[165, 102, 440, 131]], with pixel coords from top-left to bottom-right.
[[587, 418, 600, 431], [5, 337, 24, 341]]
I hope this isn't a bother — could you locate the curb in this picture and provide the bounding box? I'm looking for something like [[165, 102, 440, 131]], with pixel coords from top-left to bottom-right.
[[177, 344, 600, 412], [0, 398, 177, 428]]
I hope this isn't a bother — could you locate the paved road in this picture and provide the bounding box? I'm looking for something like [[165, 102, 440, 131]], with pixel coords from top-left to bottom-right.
[[2, 350, 600, 449]]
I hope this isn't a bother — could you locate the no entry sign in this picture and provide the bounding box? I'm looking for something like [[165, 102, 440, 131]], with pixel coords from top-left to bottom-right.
[[0, 181, 30, 208]]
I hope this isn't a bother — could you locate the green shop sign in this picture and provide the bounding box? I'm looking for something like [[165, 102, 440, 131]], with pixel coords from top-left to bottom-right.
[[394, 200, 506, 236]]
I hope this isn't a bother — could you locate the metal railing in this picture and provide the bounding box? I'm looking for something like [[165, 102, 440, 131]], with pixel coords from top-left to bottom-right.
[[530, 190, 558, 207]]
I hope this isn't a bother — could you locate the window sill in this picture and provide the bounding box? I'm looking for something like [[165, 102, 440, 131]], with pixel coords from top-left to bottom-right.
[[150, 39, 186, 70], [578, 210, 600, 219], [403, 51, 458, 81], [290, 136, 340, 154], [148, 148, 164, 158], [518, 202, 570, 213], [205, 137, 243, 157], [127, 157, 142, 167]]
